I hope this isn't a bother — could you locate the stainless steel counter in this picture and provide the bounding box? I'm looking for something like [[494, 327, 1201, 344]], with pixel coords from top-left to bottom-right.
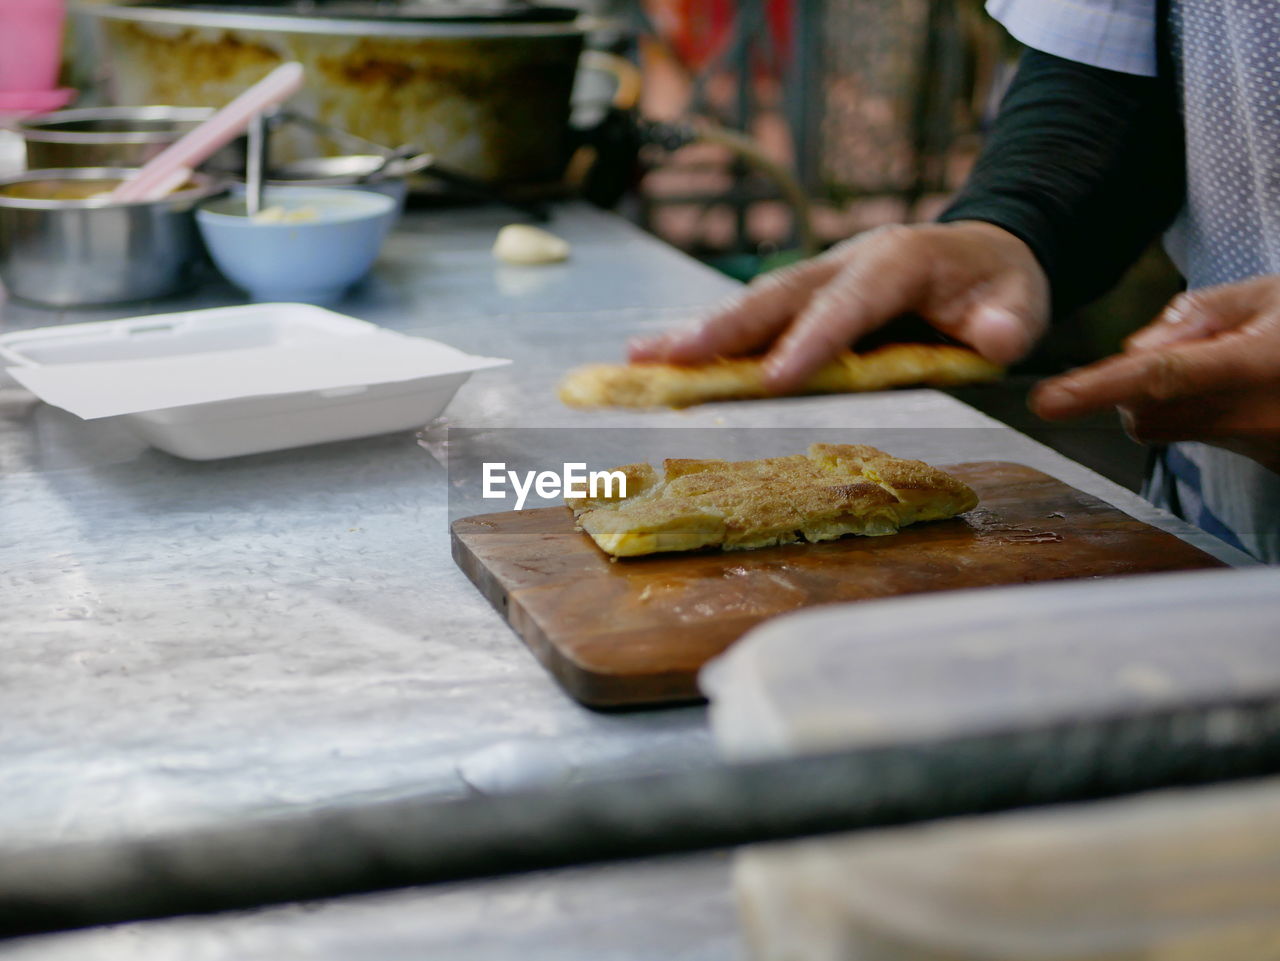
[[0, 203, 1254, 959]]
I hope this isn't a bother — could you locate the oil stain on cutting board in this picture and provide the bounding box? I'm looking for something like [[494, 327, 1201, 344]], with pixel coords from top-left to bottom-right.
[[451, 462, 1226, 709]]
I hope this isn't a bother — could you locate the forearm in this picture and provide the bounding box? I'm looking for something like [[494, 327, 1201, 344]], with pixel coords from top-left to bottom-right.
[[940, 49, 1185, 314]]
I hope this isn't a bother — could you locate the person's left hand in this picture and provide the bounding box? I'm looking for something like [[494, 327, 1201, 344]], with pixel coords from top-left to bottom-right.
[[1030, 275, 1280, 473]]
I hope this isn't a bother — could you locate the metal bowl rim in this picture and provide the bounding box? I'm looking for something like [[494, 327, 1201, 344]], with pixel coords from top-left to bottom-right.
[[265, 155, 390, 186], [16, 106, 218, 145], [0, 168, 228, 210], [81, 3, 594, 39]]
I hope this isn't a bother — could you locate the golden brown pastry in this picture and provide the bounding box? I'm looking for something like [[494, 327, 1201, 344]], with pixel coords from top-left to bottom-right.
[[567, 443, 977, 557], [558, 343, 1002, 409]]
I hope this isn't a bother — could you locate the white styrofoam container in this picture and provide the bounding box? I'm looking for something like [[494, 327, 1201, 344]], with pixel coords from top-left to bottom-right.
[[0, 304, 491, 460]]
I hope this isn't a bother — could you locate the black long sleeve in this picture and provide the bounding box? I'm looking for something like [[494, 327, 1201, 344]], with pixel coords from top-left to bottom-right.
[[939, 48, 1185, 314]]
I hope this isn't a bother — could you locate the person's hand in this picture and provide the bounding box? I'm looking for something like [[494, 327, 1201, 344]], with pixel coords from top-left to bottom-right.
[[628, 221, 1050, 392], [1031, 276, 1280, 473]]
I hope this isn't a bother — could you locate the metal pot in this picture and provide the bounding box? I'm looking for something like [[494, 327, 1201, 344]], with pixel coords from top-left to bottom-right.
[[16, 106, 244, 172], [82, 2, 591, 185], [0, 168, 226, 307]]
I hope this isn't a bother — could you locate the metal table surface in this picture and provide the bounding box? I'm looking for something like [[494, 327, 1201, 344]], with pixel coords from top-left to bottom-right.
[[0, 203, 1254, 960]]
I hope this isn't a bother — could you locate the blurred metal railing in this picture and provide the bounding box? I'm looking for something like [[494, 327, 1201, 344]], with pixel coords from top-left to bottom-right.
[[637, 0, 1008, 253]]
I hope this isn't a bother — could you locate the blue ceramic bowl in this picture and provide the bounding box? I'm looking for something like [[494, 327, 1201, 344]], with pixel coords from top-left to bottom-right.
[[196, 187, 396, 304]]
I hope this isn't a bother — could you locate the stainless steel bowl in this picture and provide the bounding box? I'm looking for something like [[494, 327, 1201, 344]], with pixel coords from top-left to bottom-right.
[[264, 155, 418, 208], [0, 168, 227, 307], [269, 155, 396, 186], [16, 107, 244, 172]]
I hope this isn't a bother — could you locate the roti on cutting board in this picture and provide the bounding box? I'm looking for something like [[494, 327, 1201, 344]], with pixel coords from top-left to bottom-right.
[[452, 455, 1226, 708], [567, 444, 977, 557]]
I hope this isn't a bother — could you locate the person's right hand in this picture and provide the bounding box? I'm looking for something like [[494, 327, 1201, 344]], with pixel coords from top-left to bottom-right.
[[628, 220, 1050, 393]]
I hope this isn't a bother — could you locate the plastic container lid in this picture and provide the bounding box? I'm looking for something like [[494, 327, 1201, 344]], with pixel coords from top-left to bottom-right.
[[705, 569, 1280, 961]]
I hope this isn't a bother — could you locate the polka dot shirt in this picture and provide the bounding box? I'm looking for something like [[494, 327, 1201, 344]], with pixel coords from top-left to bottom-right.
[[988, 0, 1280, 561]]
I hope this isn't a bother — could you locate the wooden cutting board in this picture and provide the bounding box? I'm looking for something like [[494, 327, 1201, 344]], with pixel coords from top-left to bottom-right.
[[451, 462, 1226, 709]]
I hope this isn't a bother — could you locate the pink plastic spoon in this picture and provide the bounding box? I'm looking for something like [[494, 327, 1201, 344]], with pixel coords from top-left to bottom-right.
[[109, 62, 304, 204]]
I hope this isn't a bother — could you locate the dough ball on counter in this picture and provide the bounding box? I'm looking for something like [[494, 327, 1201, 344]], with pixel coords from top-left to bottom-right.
[[493, 224, 570, 265]]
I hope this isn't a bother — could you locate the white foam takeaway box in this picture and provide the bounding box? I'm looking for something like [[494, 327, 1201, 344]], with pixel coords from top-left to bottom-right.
[[0, 304, 508, 460]]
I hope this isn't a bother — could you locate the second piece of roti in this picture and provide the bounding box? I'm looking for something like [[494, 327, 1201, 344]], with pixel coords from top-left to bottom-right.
[[566, 443, 978, 558], [558, 343, 1002, 409]]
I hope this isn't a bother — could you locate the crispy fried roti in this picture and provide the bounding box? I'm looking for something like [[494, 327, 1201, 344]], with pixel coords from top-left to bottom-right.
[[558, 344, 1002, 409], [566, 443, 978, 558]]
